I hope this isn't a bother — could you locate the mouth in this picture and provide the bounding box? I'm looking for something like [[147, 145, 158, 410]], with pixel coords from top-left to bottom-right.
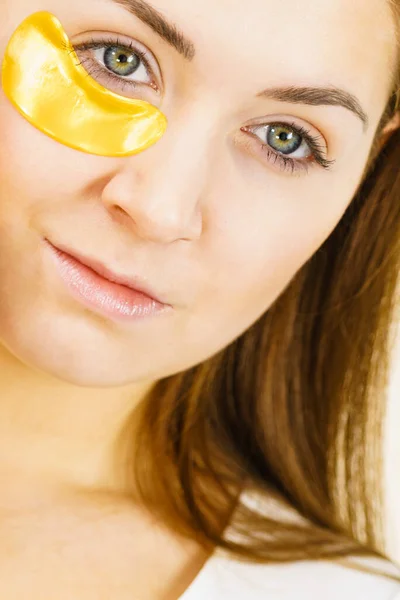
[[44, 239, 172, 322]]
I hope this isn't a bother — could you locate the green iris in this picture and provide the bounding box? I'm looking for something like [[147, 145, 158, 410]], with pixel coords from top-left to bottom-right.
[[268, 125, 302, 155], [104, 46, 141, 77]]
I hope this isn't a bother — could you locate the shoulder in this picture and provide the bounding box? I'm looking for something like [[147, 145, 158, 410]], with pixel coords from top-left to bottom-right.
[[210, 552, 400, 599]]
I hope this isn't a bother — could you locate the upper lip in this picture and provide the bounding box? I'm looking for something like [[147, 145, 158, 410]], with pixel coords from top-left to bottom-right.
[[46, 239, 170, 306]]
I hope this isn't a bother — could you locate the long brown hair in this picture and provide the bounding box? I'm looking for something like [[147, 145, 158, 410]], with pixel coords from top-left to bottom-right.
[[116, 0, 400, 583]]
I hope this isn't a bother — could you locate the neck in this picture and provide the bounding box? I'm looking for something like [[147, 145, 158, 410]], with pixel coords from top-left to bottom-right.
[[0, 342, 154, 495]]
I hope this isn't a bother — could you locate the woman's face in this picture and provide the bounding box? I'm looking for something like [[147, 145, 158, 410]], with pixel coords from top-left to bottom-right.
[[0, 0, 397, 386]]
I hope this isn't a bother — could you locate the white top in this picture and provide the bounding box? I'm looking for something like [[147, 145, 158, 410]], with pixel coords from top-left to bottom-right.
[[179, 550, 400, 599], [178, 489, 400, 599]]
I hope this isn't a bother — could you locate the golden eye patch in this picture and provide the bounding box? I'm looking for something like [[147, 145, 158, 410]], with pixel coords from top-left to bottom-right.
[[1, 11, 168, 157]]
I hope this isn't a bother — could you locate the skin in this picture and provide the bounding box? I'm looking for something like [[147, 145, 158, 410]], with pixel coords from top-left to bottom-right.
[[0, 0, 399, 594]]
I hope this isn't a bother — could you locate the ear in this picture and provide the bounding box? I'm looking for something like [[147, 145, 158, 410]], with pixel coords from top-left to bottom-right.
[[377, 111, 400, 149]]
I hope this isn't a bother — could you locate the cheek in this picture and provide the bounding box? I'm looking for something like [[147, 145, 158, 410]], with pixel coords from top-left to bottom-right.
[[211, 225, 313, 310], [201, 181, 350, 332], [0, 94, 114, 301], [0, 93, 107, 214], [172, 216, 319, 365]]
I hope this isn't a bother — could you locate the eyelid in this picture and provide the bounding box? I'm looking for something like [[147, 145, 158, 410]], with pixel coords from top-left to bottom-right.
[[248, 116, 328, 153], [71, 31, 164, 91], [238, 118, 336, 175]]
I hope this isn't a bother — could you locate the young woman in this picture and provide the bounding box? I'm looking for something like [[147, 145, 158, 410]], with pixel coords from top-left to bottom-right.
[[0, 0, 399, 598]]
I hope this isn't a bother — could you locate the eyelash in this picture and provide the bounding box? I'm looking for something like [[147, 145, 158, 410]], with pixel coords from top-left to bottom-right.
[[70, 35, 157, 91], [241, 123, 336, 176], [71, 36, 336, 176]]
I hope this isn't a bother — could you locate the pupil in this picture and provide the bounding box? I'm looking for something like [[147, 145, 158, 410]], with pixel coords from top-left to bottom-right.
[[118, 54, 128, 64]]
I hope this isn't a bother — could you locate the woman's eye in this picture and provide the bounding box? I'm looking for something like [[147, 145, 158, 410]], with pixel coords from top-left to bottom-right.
[[73, 37, 159, 96], [241, 122, 336, 176], [96, 45, 148, 80]]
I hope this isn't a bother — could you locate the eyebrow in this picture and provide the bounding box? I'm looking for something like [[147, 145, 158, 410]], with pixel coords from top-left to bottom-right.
[[112, 0, 196, 61], [257, 85, 369, 131], [112, 0, 369, 131]]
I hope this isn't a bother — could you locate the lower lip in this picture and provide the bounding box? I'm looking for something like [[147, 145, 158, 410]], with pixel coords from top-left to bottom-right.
[[45, 241, 171, 322]]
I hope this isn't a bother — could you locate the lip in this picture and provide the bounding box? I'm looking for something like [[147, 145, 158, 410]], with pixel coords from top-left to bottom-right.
[[44, 239, 172, 323], [45, 239, 169, 306]]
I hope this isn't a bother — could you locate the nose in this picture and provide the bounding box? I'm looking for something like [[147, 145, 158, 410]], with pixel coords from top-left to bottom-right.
[[101, 113, 219, 244]]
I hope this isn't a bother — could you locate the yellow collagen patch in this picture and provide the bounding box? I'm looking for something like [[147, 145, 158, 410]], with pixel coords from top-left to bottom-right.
[[1, 11, 168, 156]]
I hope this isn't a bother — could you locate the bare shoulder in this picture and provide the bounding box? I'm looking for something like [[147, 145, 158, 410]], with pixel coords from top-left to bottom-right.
[[210, 552, 400, 599]]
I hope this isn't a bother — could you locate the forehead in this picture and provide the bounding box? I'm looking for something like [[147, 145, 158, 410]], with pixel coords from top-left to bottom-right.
[[156, 0, 396, 115]]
